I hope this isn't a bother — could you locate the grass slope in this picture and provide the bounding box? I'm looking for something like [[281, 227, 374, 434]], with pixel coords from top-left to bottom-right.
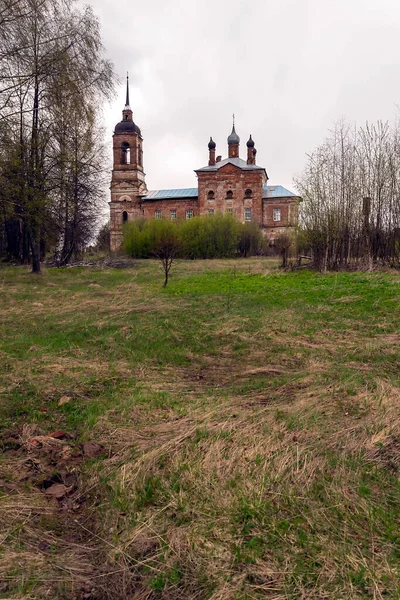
[[0, 258, 399, 599]]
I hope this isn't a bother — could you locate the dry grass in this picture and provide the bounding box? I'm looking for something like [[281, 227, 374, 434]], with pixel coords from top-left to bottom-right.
[[0, 259, 399, 599]]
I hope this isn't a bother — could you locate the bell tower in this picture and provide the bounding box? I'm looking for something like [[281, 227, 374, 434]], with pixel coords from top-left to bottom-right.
[[109, 74, 147, 251]]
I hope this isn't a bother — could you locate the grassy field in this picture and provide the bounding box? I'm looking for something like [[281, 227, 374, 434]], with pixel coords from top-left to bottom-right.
[[0, 258, 399, 600]]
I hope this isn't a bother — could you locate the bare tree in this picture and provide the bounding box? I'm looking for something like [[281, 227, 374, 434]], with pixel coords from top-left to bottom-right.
[[295, 118, 400, 270], [0, 0, 116, 271], [49, 100, 110, 265], [151, 220, 180, 287]]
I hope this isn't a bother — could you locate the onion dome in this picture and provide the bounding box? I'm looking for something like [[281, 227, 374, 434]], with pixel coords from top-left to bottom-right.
[[114, 120, 141, 135], [247, 134, 255, 148], [227, 124, 240, 144], [208, 136, 216, 150]]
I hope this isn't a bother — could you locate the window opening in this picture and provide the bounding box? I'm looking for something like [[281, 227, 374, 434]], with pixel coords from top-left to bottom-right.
[[186, 209, 193, 220], [207, 190, 215, 200], [122, 211, 128, 223], [245, 188, 252, 198], [155, 210, 162, 219], [226, 190, 233, 199], [121, 142, 130, 165], [273, 208, 281, 222], [244, 207, 252, 222], [170, 210, 176, 220]]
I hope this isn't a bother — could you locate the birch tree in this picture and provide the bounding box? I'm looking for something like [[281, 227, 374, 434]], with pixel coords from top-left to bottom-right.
[[0, 0, 115, 271]]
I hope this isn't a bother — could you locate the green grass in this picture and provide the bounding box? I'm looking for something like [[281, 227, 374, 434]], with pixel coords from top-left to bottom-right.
[[0, 258, 399, 599]]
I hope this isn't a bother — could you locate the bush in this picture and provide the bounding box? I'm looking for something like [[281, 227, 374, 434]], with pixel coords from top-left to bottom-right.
[[274, 232, 295, 268], [123, 219, 153, 258], [179, 214, 241, 259], [124, 214, 265, 261], [178, 216, 211, 259], [238, 221, 264, 257]]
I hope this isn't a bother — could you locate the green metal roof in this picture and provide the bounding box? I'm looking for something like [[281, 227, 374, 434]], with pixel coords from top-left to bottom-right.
[[143, 188, 198, 200], [143, 185, 299, 201]]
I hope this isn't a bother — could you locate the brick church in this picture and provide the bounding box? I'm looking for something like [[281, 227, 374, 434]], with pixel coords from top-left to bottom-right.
[[109, 78, 301, 251]]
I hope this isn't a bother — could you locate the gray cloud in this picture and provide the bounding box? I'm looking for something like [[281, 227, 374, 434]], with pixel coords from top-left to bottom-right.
[[96, 0, 400, 191]]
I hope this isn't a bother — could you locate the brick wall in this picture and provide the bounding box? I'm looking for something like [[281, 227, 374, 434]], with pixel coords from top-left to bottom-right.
[[262, 197, 299, 227], [142, 198, 199, 220], [112, 132, 143, 171], [197, 164, 267, 224]]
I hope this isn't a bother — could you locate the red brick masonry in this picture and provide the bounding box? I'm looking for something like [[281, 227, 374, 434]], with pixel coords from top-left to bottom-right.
[[109, 98, 301, 251]]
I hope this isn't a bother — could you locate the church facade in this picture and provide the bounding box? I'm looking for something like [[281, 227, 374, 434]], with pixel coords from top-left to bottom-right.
[[110, 80, 301, 252]]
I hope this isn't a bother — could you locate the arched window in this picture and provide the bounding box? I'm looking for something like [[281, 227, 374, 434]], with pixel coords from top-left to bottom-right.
[[138, 145, 142, 166], [245, 188, 252, 198], [122, 211, 128, 223], [226, 190, 233, 199], [121, 142, 130, 165], [207, 190, 215, 200]]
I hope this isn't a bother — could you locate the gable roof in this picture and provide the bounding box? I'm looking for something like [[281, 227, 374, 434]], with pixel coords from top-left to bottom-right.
[[195, 156, 266, 174]]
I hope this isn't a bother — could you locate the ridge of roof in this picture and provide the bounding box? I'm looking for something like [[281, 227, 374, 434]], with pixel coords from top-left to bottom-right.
[[195, 156, 265, 172]]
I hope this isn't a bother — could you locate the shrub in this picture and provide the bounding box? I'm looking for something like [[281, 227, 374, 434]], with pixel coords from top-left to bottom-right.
[[123, 219, 152, 258], [178, 216, 211, 259], [179, 214, 241, 259], [274, 232, 295, 268], [238, 221, 264, 257], [124, 214, 265, 261]]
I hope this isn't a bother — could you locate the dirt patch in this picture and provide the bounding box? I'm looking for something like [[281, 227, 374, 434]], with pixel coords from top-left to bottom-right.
[[377, 333, 400, 345], [0, 423, 125, 599], [366, 436, 400, 472], [331, 295, 361, 303], [45, 256, 137, 269], [238, 366, 288, 377]]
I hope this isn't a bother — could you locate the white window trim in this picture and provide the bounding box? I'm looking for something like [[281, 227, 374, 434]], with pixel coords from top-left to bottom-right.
[[155, 210, 162, 219], [273, 208, 281, 222]]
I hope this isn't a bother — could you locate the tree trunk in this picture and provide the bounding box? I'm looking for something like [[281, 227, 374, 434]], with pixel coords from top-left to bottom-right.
[[27, 222, 41, 273]]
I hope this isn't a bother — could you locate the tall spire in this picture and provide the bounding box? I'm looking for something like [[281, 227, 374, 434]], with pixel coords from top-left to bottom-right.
[[122, 74, 133, 122], [125, 72, 130, 108]]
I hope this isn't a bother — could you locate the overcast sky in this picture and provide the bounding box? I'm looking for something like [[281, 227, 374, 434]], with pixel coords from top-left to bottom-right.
[[94, 0, 400, 193]]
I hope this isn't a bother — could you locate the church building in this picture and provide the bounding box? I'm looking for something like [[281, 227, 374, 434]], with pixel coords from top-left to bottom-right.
[[110, 78, 301, 252]]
